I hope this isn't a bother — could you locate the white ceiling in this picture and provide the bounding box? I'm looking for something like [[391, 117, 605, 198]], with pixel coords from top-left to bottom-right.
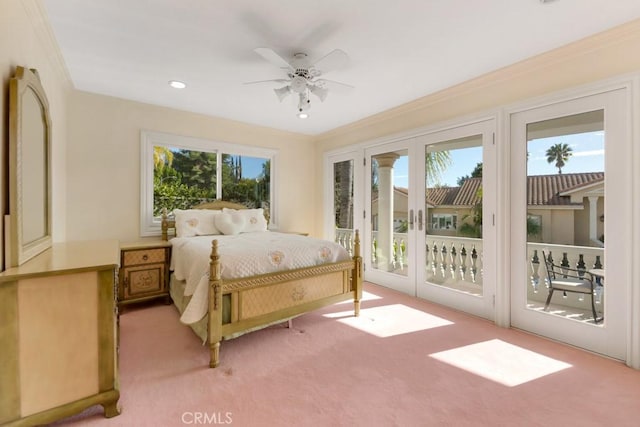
[[42, 0, 640, 136]]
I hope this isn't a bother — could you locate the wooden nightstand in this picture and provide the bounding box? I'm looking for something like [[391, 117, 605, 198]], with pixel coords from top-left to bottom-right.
[[119, 240, 171, 307]]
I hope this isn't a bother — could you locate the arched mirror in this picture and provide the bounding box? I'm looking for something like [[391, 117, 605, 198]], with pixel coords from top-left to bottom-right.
[[5, 66, 52, 267]]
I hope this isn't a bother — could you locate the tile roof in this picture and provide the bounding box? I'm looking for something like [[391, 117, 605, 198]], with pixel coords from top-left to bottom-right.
[[454, 177, 482, 206], [527, 172, 604, 206], [425, 177, 482, 206], [420, 173, 604, 207]]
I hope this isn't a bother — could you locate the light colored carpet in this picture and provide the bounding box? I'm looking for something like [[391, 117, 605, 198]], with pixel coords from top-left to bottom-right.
[[56, 283, 640, 426]]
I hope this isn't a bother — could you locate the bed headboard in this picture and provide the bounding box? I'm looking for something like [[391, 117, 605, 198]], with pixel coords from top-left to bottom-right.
[[161, 200, 254, 240]]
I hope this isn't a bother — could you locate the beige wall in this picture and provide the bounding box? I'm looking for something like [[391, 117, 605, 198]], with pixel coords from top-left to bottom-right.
[[0, 0, 71, 270], [574, 204, 590, 246], [549, 210, 576, 246], [66, 91, 315, 241], [527, 208, 575, 245], [313, 18, 640, 237]]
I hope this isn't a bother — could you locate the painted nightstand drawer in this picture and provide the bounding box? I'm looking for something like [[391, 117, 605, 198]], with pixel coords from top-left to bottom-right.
[[122, 247, 166, 266]]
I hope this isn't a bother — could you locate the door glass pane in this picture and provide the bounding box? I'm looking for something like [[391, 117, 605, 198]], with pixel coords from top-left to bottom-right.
[[333, 159, 354, 253], [370, 151, 408, 276], [525, 110, 605, 324], [425, 136, 483, 296]]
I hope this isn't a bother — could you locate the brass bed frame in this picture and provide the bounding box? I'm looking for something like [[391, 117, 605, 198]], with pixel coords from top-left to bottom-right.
[[161, 201, 362, 368]]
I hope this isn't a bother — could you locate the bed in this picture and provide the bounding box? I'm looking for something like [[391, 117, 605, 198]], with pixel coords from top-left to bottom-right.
[[161, 201, 362, 368]]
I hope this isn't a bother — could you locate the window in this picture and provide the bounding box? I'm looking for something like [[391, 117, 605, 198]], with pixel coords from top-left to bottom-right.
[[431, 213, 457, 230], [141, 131, 277, 236]]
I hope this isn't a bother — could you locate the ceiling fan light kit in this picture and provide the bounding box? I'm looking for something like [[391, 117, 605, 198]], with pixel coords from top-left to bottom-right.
[[274, 86, 291, 102], [297, 92, 311, 113], [245, 47, 353, 118]]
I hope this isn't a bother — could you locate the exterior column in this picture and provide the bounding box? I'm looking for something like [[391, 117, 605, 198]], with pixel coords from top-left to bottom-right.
[[588, 196, 599, 242], [375, 153, 399, 271]]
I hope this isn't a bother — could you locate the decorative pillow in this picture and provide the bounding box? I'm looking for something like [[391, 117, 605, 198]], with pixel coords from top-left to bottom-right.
[[173, 209, 221, 237], [222, 208, 268, 233], [214, 211, 246, 235]]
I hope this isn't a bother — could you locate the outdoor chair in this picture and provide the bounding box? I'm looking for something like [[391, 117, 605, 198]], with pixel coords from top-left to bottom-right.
[[541, 251, 600, 324]]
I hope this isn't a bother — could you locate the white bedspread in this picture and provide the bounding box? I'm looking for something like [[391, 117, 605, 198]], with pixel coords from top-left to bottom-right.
[[170, 232, 351, 324]]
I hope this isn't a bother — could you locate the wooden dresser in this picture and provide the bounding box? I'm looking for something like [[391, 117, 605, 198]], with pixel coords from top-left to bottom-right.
[[0, 240, 120, 426]]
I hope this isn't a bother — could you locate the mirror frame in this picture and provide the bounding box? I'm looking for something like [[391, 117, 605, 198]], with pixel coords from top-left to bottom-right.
[[5, 66, 52, 267]]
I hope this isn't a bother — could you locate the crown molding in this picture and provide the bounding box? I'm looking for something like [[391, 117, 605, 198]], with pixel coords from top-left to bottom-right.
[[21, 0, 73, 89], [316, 17, 640, 143]]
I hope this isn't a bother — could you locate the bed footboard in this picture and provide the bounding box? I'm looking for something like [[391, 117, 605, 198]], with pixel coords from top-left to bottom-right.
[[207, 231, 362, 368]]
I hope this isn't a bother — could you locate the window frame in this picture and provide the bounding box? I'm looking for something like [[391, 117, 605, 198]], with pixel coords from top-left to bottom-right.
[[431, 213, 457, 230], [140, 130, 278, 237]]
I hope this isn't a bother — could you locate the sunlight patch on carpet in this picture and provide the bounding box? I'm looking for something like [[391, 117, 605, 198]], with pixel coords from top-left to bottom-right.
[[324, 304, 454, 337], [429, 339, 572, 386]]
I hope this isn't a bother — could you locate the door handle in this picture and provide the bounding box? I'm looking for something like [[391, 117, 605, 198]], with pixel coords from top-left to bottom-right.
[[409, 209, 414, 230], [418, 210, 423, 231]]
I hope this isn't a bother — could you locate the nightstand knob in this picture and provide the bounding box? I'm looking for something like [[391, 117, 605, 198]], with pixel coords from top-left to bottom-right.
[[142, 254, 148, 261]]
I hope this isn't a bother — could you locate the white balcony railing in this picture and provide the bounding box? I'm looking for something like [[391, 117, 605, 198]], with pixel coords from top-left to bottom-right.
[[425, 236, 483, 287], [334, 228, 605, 311], [335, 229, 408, 269]]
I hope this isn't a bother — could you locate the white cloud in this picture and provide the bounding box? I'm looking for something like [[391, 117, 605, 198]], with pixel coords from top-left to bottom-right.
[[572, 149, 605, 157]]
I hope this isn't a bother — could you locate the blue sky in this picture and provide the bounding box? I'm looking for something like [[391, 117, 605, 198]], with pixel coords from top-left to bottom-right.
[[392, 131, 604, 188], [232, 155, 268, 179]]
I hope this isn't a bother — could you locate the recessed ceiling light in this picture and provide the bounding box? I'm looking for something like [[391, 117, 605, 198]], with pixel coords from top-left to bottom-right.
[[297, 112, 309, 119], [168, 80, 186, 89]]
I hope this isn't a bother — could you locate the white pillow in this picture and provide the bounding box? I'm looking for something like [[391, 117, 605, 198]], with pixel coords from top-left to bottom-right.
[[215, 211, 246, 235], [222, 208, 268, 233], [173, 209, 221, 237]]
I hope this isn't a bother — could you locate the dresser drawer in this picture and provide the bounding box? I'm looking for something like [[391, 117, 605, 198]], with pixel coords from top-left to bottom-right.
[[122, 247, 166, 266]]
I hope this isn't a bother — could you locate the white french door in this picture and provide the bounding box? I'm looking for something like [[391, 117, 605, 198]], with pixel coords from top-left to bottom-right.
[[364, 141, 416, 295], [415, 120, 497, 320], [509, 89, 629, 359], [325, 150, 364, 257], [362, 120, 497, 320]]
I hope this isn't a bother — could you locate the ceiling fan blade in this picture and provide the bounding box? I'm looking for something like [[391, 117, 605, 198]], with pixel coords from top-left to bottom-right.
[[315, 78, 354, 91], [243, 79, 291, 85], [253, 47, 294, 70], [311, 49, 349, 75]]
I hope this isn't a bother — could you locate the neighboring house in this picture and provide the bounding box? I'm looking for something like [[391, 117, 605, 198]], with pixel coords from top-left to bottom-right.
[[371, 187, 409, 232], [526, 172, 604, 247], [425, 177, 483, 237], [374, 173, 605, 247]]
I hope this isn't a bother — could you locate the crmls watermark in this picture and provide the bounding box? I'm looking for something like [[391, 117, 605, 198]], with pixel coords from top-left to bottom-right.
[[181, 411, 233, 425]]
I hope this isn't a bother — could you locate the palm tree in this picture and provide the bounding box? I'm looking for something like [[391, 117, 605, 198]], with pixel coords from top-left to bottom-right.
[[545, 143, 573, 174], [153, 145, 174, 170], [426, 150, 452, 185]]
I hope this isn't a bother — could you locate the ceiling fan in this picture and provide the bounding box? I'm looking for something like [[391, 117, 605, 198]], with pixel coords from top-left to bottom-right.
[[245, 47, 353, 118]]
